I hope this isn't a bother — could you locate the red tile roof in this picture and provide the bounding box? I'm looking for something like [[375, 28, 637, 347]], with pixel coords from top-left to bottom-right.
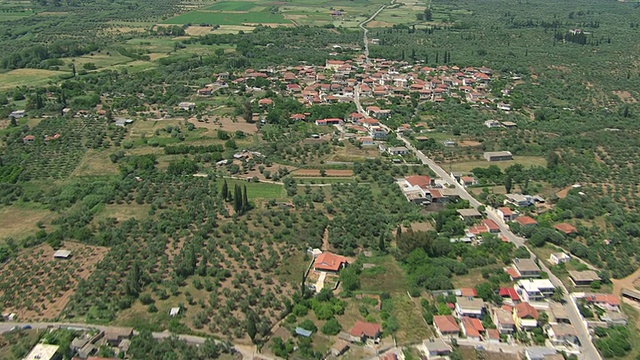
[[460, 288, 477, 297], [499, 287, 521, 301], [515, 216, 538, 226], [586, 293, 620, 306], [405, 175, 431, 189], [498, 207, 513, 216], [314, 252, 347, 272], [433, 315, 459, 333], [481, 219, 500, 231], [554, 223, 578, 234], [514, 302, 538, 319], [461, 317, 485, 337], [486, 328, 500, 340], [349, 320, 381, 338]]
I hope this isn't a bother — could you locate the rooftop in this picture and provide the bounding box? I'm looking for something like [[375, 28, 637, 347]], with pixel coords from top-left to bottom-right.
[[24, 344, 60, 360], [568, 270, 601, 283], [422, 338, 451, 353], [433, 315, 459, 333], [349, 320, 381, 338], [554, 222, 578, 234], [53, 249, 71, 258], [456, 296, 485, 310], [517, 278, 555, 292], [456, 209, 482, 217], [314, 252, 348, 272], [513, 258, 540, 273]]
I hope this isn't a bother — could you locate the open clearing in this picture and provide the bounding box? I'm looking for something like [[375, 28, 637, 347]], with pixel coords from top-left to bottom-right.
[[291, 169, 354, 177], [185, 25, 214, 35], [0, 69, 66, 90], [196, 116, 259, 134], [162, 11, 290, 25], [0, 205, 55, 241], [447, 156, 546, 172], [0, 242, 108, 321], [72, 149, 120, 177], [205, 1, 256, 11], [218, 179, 286, 200]]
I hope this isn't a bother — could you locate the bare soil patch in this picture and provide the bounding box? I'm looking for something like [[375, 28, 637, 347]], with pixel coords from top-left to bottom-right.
[[458, 140, 482, 147], [292, 169, 354, 177], [367, 20, 394, 27], [0, 242, 108, 320], [556, 185, 574, 199], [185, 25, 214, 35], [613, 90, 638, 103]]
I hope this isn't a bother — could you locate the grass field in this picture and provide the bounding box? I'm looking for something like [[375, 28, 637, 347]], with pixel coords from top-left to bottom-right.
[[217, 178, 286, 200], [0, 204, 54, 242], [447, 156, 546, 172], [0, 69, 66, 90], [205, 1, 257, 11], [392, 293, 434, 344], [72, 149, 120, 177], [360, 255, 409, 293], [163, 11, 291, 25]]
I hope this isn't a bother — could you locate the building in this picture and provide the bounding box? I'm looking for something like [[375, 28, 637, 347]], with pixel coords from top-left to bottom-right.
[[515, 279, 555, 302], [23, 135, 36, 143], [349, 320, 382, 343], [545, 323, 578, 346], [497, 207, 517, 222], [514, 215, 538, 227], [548, 302, 570, 324], [568, 270, 601, 286], [455, 296, 485, 318], [53, 250, 71, 259], [486, 328, 500, 343], [432, 315, 459, 338], [600, 310, 628, 326], [169, 307, 180, 317], [484, 151, 513, 162], [103, 327, 133, 346], [512, 258, 541, 278], [460, 316, 485, 340], [584, 293, 620, 312], [513, 302, 539, 330], [524, 347, 558, 360], [499, 287, 521, 304], [178, 102, 195, 111], [9, 110, 26, 119], [549, 252, 570, 265], [314, 252, 348, 272], [492, 307, 515, 334], [422, 338, 451, 359], [554, 223, 578, 235], [621, 288, 640, 303], [456, 208, 482, 220], [330, 339, 350, 357], [504, 194, 533, 207], [24, 344, 60, 360], [387, 146, 408, 156], [295, 327, 313, 337]]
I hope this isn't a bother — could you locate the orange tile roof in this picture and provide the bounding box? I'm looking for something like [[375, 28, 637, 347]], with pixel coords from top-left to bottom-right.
[[514, 302, 539, 319], [515, 216, 538, 226], [433, 315, 459, 333], [314, 252, 347, 272], [554, 223, 578, 234], [349, 320, 381, 338], [461, 317, 484, 337]]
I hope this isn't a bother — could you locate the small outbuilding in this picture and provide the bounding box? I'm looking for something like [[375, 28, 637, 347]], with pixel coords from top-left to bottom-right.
[[54, 250, 72, 259]]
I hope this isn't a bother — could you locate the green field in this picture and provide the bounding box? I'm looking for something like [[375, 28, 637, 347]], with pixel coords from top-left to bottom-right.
[[0, 69, 66, 90], [163, 11, 290, 25], [217, 179, 286, 200], [205, 1, 257, 11]]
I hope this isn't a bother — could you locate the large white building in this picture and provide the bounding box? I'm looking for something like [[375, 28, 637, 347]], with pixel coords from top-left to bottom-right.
[[515, 279, 555, 302]]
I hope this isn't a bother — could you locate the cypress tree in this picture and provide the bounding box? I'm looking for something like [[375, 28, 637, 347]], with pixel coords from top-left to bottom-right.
[[242, 185, 250, 212], [221, 179, 228, 201]]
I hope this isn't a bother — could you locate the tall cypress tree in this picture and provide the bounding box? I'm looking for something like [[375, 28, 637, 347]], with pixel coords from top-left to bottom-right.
[[221, 179, 228, 201], [234, 185, 242, 213], [242, 185, 250, 212]]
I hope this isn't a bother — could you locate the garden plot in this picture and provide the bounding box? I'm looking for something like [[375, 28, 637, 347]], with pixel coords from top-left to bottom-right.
[[0, 242, 108, 321]]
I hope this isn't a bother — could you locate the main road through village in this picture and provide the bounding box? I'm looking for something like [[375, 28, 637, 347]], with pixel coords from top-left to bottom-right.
[[353, 84, 601, 359]]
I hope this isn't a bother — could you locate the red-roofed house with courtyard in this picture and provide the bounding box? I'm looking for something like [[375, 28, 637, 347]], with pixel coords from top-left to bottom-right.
[[433, 315, 459, 338], [314, 252, 348, 272], [349, 320, 382, 343]]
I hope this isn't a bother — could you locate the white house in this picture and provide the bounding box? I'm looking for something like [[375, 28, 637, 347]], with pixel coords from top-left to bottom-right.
[[515, 279, 555, 302], [455, 296, 485, 318], [549, 252, 570, 265], [545, 323, 578, 346]]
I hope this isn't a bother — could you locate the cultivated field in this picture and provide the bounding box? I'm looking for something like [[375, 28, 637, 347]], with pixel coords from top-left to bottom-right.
[[447, 156, 546, 172], [163, 11, 290, 25], [0, 242, 108, 321], [0, 206, 55, 242], [0, 69, 66, 90]]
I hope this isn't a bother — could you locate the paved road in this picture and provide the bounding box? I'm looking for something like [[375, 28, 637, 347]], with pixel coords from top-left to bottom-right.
[[0, 322, 276, 360], [395, 136, 601, 360]]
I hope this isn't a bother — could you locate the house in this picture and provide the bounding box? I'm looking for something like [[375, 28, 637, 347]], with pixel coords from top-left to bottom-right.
[[197, 88, 212, 96], [512, 258, 541, 278], [486, 328, 501, 343], [484, 120, 502, 128], [359, 137, 375, 146], [514, 215, 538, 227], [499, 287, 521, 304], [349, 320, 382, 343], [545, 323, 578, 346], [600, 310, 628, 326], [492, 307, 515, 334], [314, 252, 348, 272], [9, 110, 26, 119], [330, 339, 350, 357], [387, 146, 408, 156], [169, 307, 180, 317], [422, 338, 451, 359], [584, 293, 620, 312], [460, 316, 485, 340], [554, 223, 578, 235], [178, 102, 195, 111], [568, 270, 600, 286], [524, 347, 558, 360], [497, 207, 517, 222], [459, 288, 477, 297], [621, 288, 640, 303], [23, 135, 35, 143], [548, 302, 570, 324], [455, 296, 485, 318], [432, 315, 459, 338], [549, 252, 570, 265], [258, 98, 273, 107], [24, 344, 60, 360], [53, 250, 71, 259], [459, 176, 478, 186], [307, 248, 322, 258], [515, 279, 555, 302], [456, 208, 482, 220], [484, 151, 513, 162], [504, 194, 533, 207], [513, 302, 539, 330], [402, 175, 432, 189], [481, 218, 501, 233], [290, 113, 306, 121], [103, 327, 133, 346], [502, 121, 517, 128]]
